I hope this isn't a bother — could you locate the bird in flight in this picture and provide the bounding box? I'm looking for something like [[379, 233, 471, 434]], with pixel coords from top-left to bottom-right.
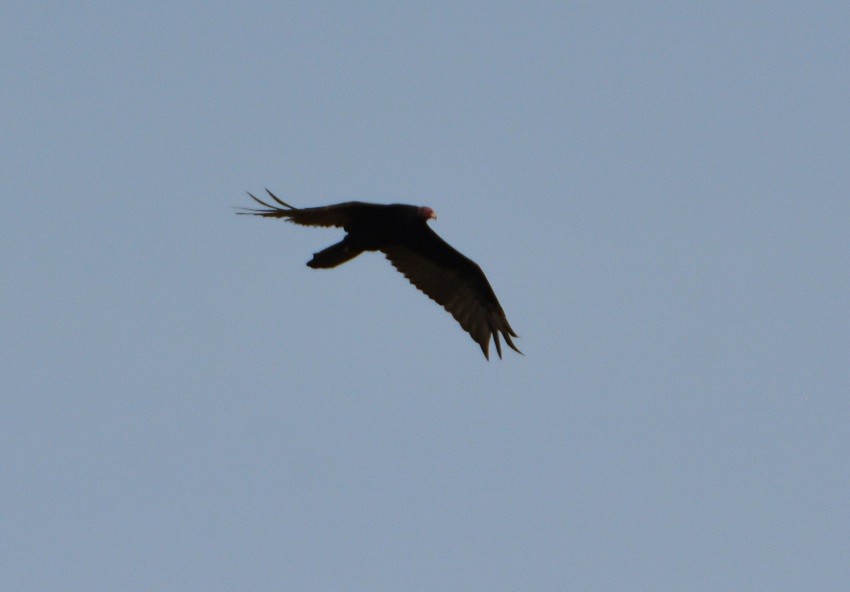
[[239, 190, 521, 359]]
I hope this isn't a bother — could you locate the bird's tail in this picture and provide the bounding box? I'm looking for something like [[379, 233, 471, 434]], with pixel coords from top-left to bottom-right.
[[307, 240, 363, 269]]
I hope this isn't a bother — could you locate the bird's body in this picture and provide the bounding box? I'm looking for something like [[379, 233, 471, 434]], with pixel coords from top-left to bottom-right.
[[239, 190, 521, 359]]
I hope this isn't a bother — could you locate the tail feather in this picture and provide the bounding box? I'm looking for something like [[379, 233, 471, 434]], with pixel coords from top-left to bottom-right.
[[307, 240, 363, 269]]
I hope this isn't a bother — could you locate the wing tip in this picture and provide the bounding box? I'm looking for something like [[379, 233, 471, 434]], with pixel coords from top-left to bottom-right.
[[238, 190, 298, 218], [264, 188, 296, 209], [503, 331, 523, 356], [480, 328, 522, 360]]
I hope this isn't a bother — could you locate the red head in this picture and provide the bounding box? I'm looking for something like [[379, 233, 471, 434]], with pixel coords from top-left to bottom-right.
[[419, 206, 437, 221]]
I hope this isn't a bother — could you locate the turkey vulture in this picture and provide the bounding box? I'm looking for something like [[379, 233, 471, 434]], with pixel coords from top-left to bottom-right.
[[239, 189, 521, 359]]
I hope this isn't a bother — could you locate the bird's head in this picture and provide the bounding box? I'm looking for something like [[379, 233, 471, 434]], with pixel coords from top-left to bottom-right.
[[418, 206, 437, 221]]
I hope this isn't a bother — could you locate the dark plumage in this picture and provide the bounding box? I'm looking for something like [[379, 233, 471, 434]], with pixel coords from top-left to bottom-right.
[[239, 189, 521, 359]]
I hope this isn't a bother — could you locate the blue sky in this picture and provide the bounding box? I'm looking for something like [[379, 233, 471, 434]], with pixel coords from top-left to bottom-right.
[[2, 3, 849, 590]]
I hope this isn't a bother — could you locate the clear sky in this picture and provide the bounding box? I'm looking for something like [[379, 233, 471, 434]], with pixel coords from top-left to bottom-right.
[[2, 3, 848, 590]]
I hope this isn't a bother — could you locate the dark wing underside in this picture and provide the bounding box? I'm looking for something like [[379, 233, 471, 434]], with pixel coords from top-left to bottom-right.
[[238, 189, 366, 229], [381, 228, 521, 359]]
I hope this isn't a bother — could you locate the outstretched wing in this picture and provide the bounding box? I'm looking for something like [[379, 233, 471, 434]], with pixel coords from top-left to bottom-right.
[[382, 227, 521, 359], [238, 189, 365, 229]]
